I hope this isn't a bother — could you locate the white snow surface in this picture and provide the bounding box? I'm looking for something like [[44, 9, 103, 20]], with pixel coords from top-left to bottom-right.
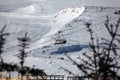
[[13, 5, 35, 14], [0, 1, 120, 78]]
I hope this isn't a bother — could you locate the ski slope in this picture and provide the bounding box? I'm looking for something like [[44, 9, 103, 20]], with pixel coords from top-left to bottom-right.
[[0, 3, 86, 76], [0, 0, 120, 78]]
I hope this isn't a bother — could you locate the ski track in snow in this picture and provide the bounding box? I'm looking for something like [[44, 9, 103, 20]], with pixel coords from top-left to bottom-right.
[[0, 2, 120, 77], [0, 3, 85, 76]]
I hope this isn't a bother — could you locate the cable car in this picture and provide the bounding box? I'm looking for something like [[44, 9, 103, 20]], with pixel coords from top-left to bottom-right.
[[55, 31, 67, 44], [55, 39, 66, 44], [114, 10, 120, 15]]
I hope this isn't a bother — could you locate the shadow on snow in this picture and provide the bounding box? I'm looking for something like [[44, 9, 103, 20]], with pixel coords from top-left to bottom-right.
[[51, 44, 89, 54]]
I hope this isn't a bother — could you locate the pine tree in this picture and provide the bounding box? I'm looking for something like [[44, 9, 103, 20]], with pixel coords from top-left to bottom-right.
[[65, 17, 120, 80], [2, 63, 18, 79], [0, 25, 20, 80], [0, 25, 9, 62], [0, 25, 9, 73], [18, 33, 30, 80], [29, 68, 46, 80]]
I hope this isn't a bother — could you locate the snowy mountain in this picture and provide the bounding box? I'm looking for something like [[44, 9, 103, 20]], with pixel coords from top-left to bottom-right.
[[0, 0, 120, 77]]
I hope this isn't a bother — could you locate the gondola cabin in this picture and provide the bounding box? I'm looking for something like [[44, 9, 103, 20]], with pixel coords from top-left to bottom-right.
[[55, 39, 66, 44], [114, 10, 120, 15], [55, 31, 67, 44]]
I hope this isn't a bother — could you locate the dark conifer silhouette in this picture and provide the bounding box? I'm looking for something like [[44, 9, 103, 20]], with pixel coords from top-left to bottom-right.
[[2, 63, 18, 79], [17, 32, 30, 80], [17, 32, 47, 80], [0, 25, 46, 79], [0, 25, 9, 75], [0, 25, 19, 79], [29, 67, 46, 79], [0, 25, 9, 62], [65, 17, 120, 80]]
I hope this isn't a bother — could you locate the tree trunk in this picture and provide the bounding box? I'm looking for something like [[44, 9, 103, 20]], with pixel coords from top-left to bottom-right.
[[8, 72, 11, 80], [36, 76, 38, 80]]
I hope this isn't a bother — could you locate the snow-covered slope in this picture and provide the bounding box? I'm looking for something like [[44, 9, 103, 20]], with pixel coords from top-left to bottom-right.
[[13, 5, 35, 14], [0, 5, 85, 53], [0, 1, 120, 78]]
